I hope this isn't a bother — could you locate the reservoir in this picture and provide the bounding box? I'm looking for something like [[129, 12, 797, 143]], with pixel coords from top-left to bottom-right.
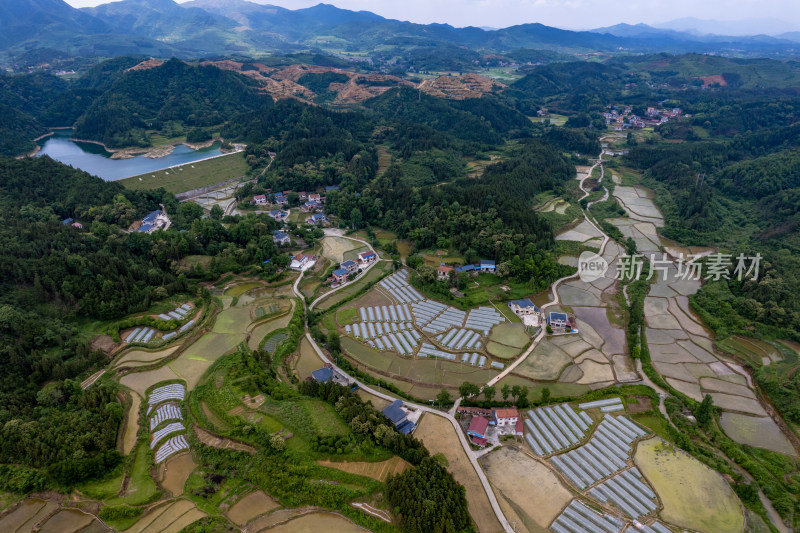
[[36, 130, 225, 181]]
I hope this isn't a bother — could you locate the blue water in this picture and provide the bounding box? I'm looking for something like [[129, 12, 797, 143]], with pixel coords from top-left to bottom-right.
[[36, 130, 224, 181]]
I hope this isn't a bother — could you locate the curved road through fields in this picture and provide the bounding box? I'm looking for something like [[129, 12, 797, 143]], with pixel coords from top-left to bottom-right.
[[293, 239, 515, 533], [296, 157, 610, 533], [489, 156, 609, 387]]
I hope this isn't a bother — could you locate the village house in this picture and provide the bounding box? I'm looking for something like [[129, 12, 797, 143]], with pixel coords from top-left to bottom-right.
[[467, 416, 489, 447], [382, 400, 415, 434], [437, 264, 454, 281], [492, 407, 519, 427], [137, 208, 171, 234], [479, 259, 496, 273], [268, 209, 288, 222], [272, 230, 290, 245], [311, 366, 333, 383], [358, 250, 377, 264], [548, 312, 569, 330], [302, 200, 320, 212], [341, 259, 358, 273], [308, 193, 322, 203], [305, 213, 328, 226], [252, 194, 267, 205], [455, 259, 496, 275], [272, 193, 288, 205], [332, 268, 349, 284], [455, 264, 476, 274], [290, 254, 316, 271], [508, 298, 539, 316]]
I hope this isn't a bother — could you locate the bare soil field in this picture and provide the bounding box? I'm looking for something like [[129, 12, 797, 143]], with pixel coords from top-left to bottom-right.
[[489, 323, 530, 348], [115, 346, 181, 368], [573, 306, 626, 355], [635, 437, 744, 533], [321, 236, 362, 263], [120, 366, 181, 397], [415, 415, 503, 533], [38, 509, 94, 533], [126, 499, 202, 533], [227, 490, 281, 526], [159, 452, 197, 496], [195, 426, 256, 454], [480, 446, 571, 532], [317, 456, 411, 482], [291, 337, 324, 380], [121, 390, 141, 455], [251, 511, 368, 533], [514, 340, 572, 380], [0, 499, 58, 532], [356, 389, 390, 410]]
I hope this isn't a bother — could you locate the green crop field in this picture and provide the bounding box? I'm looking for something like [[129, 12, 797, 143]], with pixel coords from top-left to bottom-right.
[[118, 152, 249, 194], [489, 323, 530, 348]]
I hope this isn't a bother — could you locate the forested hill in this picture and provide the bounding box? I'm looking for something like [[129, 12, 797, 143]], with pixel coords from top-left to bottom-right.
[[0, 155, 293, 490], [74, 59, 269, 147]]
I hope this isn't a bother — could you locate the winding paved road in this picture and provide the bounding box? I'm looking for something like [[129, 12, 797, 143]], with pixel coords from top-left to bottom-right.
[[292, 264, 515, 532], [489, 156, 610, 387]]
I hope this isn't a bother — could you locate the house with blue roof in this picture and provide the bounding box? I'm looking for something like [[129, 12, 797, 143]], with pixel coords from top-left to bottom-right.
[[332, 268, 350, 283], [548, 312, 569, 330], [272, 230, 290, 245], [302, 200, 320, 212], [479, 259, 496, 272], [62, 218, 74, 225], [311, 367, 333, 383], [382, 400, 415, 435], [306, 213, 328, 226], [325, 185, 340, 192], [142, 210, 162, 224], [508, 299, 540, 315], [272, 193, 288, 205], [136, 208, 171, 234], [509, 298, 541, 327], [268, 209, 288, 221], [455, 264, 476, 273], [341, 260, 358, 273]]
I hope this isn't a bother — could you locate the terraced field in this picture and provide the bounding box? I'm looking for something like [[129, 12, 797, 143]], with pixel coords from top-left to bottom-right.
[[636, 438, 744, 533]]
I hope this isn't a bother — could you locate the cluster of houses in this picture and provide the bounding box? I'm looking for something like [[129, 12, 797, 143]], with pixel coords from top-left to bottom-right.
[[327, 251, 377, 285], [506, 298, 577, 333], [459, 406, 522, 448], [603, 103, 689, 131], [437, 259, 496, 281], [254, 189, 333, 228]]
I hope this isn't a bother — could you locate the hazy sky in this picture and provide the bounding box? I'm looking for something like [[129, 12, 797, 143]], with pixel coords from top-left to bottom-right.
[[64, 0, 800, 32]]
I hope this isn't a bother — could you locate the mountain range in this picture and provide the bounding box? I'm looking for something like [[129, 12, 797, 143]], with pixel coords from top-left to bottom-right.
[[2, 0, 800, 68]]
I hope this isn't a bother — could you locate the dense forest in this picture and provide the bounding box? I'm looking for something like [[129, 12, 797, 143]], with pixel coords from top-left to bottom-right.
[[0, 155, 290, 487]]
